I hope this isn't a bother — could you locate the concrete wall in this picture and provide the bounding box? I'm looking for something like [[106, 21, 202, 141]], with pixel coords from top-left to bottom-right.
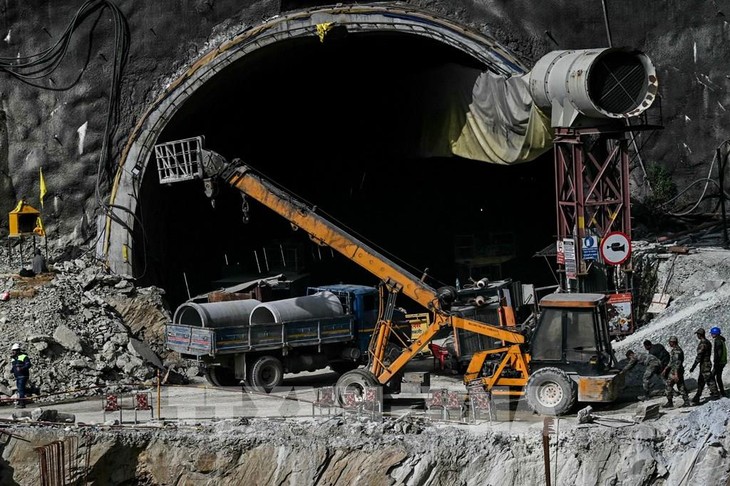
[[1, 0, 727, 246]]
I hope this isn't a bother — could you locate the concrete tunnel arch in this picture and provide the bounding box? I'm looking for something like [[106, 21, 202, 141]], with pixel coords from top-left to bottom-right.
[[97, 6, 547, 308], [99, 4, 536, 283]]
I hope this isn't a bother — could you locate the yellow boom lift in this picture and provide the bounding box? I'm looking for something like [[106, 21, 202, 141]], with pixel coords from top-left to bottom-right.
[[155, 137, 624, 415]]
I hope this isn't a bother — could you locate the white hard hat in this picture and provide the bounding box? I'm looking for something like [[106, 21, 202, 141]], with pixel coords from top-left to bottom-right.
[[11, 343, 20, 351]]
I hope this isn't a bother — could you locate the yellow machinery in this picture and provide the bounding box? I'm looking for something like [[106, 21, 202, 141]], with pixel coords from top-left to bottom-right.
[[8, 200, 43, 237], [155, 137, 624, 415]]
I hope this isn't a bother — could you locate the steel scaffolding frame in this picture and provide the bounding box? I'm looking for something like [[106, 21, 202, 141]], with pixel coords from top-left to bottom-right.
[[554, 126, 632, 283]]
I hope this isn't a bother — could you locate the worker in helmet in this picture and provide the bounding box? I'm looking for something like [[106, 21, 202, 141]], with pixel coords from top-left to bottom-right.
[[10, 343, 31, 409], [662, 336, 690, 408], [689, 328, 721, 403], [622, 349, 662, 400], [710, 327, 727, 397]]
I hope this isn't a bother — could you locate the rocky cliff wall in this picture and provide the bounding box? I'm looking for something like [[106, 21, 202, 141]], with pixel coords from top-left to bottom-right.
[[1, 402, 729, 485], [1, 0, 727, 244]]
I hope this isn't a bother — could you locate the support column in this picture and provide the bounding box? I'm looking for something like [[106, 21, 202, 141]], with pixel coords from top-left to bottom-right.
[[554, 127, 632, 291]]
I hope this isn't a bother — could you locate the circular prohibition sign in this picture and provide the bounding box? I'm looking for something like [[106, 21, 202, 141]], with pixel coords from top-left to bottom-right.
[[600, 231, 631, 265]]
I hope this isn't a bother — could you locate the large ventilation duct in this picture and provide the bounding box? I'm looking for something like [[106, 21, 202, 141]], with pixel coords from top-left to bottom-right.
[[250, 291, 344, 325], [528, 47, 658, 127], [173, 300, 261, 328]]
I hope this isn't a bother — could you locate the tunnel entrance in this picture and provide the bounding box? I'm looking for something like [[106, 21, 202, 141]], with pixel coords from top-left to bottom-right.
[[111, 6, 557, 308]]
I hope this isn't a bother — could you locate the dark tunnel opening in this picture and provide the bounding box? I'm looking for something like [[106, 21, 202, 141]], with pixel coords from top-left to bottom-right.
[[135, 31, 557, 309]]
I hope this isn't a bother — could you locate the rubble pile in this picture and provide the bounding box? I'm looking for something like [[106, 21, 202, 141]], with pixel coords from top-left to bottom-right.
[[4, 400, 730, 485], [0, 246, 172, 401], [615, 244, 730, 388]]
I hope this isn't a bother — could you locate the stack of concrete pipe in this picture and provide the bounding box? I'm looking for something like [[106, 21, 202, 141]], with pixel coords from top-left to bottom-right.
[[250, 291, 344, 325], [173, 299, 262, 327], [173, 291, 344, 327]]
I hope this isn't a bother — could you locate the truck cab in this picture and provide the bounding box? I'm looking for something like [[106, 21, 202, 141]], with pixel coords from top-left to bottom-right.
[[309, 284, 410, 367], [307, 284, 379, 353]]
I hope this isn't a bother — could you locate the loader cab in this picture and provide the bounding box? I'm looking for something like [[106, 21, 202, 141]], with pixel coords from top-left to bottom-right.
[[529, 293, 617, 375]]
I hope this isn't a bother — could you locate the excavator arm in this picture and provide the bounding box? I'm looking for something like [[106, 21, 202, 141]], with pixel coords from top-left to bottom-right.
[[223, 164, 528, 388], [225, 166, 438, 310], [154, 137, 529, 392]]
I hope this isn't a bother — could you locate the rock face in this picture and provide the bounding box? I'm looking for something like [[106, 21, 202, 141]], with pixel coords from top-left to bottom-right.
[[1, 403, 729, 485], [0, 0, 726, 246], [615, 244, 730, 390]]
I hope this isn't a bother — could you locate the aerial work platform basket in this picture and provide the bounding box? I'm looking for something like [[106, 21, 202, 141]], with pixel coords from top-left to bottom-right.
[[154, 136, 226, 185]]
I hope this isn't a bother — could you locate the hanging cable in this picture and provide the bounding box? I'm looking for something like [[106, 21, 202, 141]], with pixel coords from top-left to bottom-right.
[[1, 1, 134, 274], [661, 143, 720, 216]]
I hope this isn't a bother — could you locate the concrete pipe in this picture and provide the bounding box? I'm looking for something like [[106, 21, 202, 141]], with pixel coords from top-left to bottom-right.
[[173, 299, 261, 328], [528, 47, 657, 127], [250, 291, 344, 325]]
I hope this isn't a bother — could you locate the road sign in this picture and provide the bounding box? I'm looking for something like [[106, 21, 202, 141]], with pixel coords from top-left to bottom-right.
[[600, 231, 631, 265], [563, 238, 577, 279], [582, 236, 599, 260]]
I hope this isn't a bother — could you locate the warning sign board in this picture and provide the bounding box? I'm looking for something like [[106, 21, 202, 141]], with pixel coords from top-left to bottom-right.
[[606, 293, 633, 335], [600, 232, 631, 265], [563, 238, 577, 279], [556, 240, 565, 265], [582, 236, 599, 261]]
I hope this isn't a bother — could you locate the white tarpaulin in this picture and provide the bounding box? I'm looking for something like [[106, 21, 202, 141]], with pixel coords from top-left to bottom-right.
[[418, 64, 553, 164]]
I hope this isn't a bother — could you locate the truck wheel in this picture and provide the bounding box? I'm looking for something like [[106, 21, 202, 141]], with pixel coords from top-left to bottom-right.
[[335, 369, 379, 405], [250, 356, 284, 391], [205, 366, 238, 387], [526, 367, 577, 416], [329, 361, 359, 375]]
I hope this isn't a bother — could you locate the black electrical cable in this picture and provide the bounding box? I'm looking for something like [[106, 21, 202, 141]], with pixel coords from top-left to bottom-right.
[[0, 1, 139, 278], [1, 1, 109, 80]]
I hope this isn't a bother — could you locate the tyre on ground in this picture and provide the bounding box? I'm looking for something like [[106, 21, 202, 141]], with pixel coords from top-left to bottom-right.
[[525, 367, 577, 416], [204, 366, 238, 387], [249, 355, 284, 391], [335, 368, 379, 405]]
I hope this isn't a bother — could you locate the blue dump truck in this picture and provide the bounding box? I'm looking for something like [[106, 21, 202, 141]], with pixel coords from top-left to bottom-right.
[[166, 284, 407, 389]]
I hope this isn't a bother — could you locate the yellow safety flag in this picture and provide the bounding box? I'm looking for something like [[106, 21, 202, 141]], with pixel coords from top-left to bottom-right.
[[34, 216, 45, 237], [12, 199, 24, 212], [39, 167, 47, 208]]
